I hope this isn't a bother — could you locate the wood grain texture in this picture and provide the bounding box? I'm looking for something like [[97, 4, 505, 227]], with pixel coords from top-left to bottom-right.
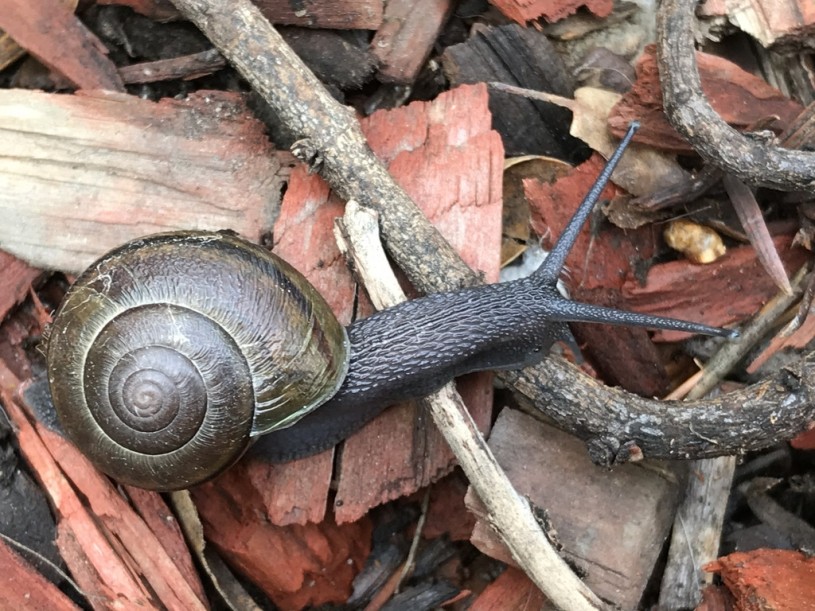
[[0, 252, 40, 321], [489, 0, 612, 25], [371, 0, 454, 84], [0, 89, 280, 272], [610, 45, 804, 154], [0, 0, 122, 90], [468, 408, 682, 609], [0, 539, 79, 611]]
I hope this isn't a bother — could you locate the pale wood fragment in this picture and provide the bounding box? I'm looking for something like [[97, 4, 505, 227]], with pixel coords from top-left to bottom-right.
[[698, 0, 815, 49], [0, 89, 280, 272]]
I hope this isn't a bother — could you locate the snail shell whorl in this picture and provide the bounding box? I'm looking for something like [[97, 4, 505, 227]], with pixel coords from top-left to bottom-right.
[[46, 231, 349, 490]]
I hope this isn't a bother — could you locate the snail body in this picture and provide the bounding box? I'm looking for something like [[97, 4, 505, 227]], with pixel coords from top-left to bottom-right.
[[46, 125, 736, 490]]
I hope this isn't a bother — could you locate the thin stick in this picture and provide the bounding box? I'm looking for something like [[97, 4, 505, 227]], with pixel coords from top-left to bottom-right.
[[335, 201, 604, 611]]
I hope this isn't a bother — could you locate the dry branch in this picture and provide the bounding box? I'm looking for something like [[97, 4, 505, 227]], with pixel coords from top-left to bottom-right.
[[657, 0, 815, 190]]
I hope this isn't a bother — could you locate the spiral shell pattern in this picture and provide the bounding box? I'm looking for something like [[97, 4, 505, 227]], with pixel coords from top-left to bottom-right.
[[46, 231, 349, 490]]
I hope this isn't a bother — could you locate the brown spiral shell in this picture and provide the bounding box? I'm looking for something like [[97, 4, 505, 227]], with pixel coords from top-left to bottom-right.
[[46, 231, 349, 490]]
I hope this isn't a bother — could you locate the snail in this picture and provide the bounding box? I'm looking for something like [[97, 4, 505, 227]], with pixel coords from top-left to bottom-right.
[[46, 124, 737, 490]]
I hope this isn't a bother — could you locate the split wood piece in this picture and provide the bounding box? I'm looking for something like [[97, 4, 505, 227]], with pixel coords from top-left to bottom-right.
[[490, 0, 612, 24], [338, 201, 603, 610], [621, 234, 808, 342], [0, 0, 78, 71], [371, 0, 454, 84], [208, 83, 502, 528], [658, 457, 737, 609], [125, 486, 208, 604], [190, 476, 372, 610], [468, 408, 681, 609], [609, 44, 803, 154], [0, 0, 123, 90], [28, 402, 209, 609], [704, 550, 815, 610], [118, 48, 226, 84], [468, 566, 546, 610], [698, 0, 815, 50], [0, 364, 208, 610], [657, 0, 815, 191], [525, 154, 673, 398], [253, 0, 383, 29], [0, 89, 280, 272], [103, 0, 385, 29], [0, 538, 78, 611], [441, 24, 577, 158], [0, 252, 40, 321], [169, 0, 815, 474]]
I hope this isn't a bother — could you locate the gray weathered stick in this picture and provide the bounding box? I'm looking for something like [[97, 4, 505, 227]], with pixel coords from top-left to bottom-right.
[[335, 201, 604, 611]]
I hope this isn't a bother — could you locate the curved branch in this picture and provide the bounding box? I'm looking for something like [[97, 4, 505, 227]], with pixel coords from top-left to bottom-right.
[[657, 0, 815, 191], [170, 0, 815, 465], [502, 353, 815, 465]]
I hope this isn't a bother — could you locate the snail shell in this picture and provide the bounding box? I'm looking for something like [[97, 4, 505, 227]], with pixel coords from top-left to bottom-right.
[[46, 231, 349, 490]]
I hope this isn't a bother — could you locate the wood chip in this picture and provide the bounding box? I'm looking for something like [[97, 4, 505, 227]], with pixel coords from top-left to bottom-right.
[[371, 0, 454, 84], [0, 89, 280, 272], [490, 0, 612, 24], [0, 252, 40, 321], [609, 44, 803, 154], [468, 408, 682, 610], [704, 550, 815, 611], [0, 0, 122, 90], [0, 538, 78, 611]]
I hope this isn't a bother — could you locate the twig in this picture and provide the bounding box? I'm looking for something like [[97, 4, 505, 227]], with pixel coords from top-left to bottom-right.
[[394, 488, 430, 593], [659, 266, 808, 608], [335, 201, 604, 611], [657, 0, 815, 191]]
